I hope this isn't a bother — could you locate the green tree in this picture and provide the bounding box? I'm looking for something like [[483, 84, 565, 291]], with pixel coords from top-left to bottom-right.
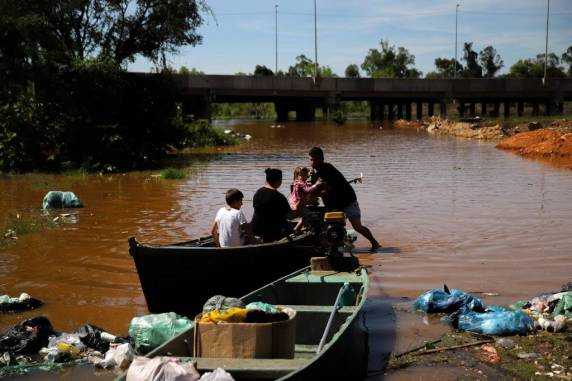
[[344, 64, 360, 78], [562, 46, 572, 77], [0, 0, 210, 68], [254, 65, 274, 76], [360, 40, 421, 78], [425, 58, 463, 78], [479, 46, 503, 78], [507, 53, 566, 78], [286, 55, 336, 77], [179, 66, 204, 75], [462, 42, 482, 78]]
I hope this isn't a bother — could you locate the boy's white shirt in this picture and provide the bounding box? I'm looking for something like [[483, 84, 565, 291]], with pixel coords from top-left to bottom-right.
[[214, 206, 247, 247]]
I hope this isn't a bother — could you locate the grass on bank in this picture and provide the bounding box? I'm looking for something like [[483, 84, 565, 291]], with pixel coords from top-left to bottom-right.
[[160, 167, 188, 179], [0, 214, 55, 249]]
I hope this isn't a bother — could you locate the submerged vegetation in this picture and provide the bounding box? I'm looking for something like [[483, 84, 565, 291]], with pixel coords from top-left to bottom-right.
[[160, 168, 188, 180], [1, 213, 55, 249]]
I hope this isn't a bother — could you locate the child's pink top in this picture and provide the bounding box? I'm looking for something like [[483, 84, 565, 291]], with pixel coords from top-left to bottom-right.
[[289, 179, 319, 208]]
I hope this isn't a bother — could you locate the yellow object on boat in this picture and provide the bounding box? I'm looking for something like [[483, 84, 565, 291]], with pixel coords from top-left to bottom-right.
[[324, 212, 346, 224], [199, 307, 248, 323]]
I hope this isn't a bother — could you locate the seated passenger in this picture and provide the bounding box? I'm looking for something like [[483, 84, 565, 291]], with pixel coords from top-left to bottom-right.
[[211, 188, 254, 247], [251, 168, 299, 243]]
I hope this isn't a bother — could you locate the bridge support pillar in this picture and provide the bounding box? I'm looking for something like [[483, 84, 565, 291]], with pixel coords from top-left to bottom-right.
[[458, 102, 465, 118], [369, 101, 384, 121], [504, 101, 510, 118], [517, 101, 524, 117], [493, 102, 500, 117], [296, 103, 315, 121], [469, 103, 476, 116], [388, 104, 395, 120], [428, 102, 434, 117], [545, 100, 553, 116], [557, 102, 564, 114], [275, 102, 289, 122], [481, 102, 487, 116], [440, 100, 447, 118], [532, 102, 540, 116], [183, 96, 212, 121], [416, 102, 423, 119], [397, 104, 403, 119], [405, 103, 412, 120]]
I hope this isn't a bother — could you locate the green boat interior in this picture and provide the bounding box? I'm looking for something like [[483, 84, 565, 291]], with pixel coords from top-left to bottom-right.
[[138, 268, 368, 380]]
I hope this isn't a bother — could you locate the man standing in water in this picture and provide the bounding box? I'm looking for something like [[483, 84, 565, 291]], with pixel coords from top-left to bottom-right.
[[309, 147, 381, 252]]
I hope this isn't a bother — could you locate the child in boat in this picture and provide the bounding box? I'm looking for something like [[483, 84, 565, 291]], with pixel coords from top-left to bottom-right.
[[289, 166, 322, 232], [211, 189, 255, 247]]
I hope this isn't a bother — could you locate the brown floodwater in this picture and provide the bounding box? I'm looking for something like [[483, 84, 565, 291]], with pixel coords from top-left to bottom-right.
[[1, 120, 572, 379]]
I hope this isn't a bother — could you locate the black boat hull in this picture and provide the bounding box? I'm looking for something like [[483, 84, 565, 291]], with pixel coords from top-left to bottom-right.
[[129, 234, 320, 317]]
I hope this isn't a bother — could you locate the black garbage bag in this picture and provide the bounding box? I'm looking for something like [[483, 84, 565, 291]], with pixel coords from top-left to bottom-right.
[[77, 324, 110, 353], [0, 298, 43, 313], [0, 316, 56, 355]]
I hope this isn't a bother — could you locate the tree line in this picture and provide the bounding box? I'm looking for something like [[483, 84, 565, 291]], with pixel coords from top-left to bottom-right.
[[210, 40, 572, 80]]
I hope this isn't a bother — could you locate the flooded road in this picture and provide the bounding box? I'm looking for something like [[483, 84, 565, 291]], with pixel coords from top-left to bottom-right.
[[1, 120, 572, 378]]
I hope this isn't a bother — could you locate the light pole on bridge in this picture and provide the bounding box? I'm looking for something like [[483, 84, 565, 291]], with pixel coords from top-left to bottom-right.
[[314, 0, 319, 81], [275, 4, 278, 74], [454, 3, 459, 78], [543, 0, 550, 86]]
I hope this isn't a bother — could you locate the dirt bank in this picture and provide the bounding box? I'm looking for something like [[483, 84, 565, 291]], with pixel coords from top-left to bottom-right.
[[393, 118, 572, 168]]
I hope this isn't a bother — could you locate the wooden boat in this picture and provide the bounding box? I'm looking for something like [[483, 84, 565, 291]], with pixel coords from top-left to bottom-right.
[[124, 265, 369, 380], [129, 232, 322, 318]]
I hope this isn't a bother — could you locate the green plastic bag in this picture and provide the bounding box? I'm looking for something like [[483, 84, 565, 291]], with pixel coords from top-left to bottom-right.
[[553, 294, 572, 318], [128, 312, 193, 354]]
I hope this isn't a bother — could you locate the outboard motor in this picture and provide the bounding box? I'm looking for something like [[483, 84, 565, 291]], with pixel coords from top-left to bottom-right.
[[321, 212, 359, 272]]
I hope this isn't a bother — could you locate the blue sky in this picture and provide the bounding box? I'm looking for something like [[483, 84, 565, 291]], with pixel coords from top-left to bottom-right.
[[128, 0, 572, 76]]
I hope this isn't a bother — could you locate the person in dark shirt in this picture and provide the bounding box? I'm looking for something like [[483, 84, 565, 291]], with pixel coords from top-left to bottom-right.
[[251, 168, 298, 243], [309, 147, 381, 252]]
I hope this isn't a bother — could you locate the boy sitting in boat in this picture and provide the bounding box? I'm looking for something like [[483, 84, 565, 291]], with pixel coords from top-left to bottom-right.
[[211, 189, 255, 247]]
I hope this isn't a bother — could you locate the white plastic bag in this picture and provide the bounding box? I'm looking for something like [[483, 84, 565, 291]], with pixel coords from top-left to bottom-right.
[[126, 356, 200, 381], [96, 342, 134, 369], [199, 368, 235, 381]]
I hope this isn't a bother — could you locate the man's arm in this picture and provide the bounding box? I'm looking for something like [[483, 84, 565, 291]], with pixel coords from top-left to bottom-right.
[[210, 222, 220, 247]]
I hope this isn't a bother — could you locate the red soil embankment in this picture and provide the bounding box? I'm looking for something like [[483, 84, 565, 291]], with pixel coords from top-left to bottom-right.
[[496, 130, 572, 157]]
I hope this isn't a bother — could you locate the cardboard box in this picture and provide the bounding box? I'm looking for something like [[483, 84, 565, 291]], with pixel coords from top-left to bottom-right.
[[194, 308, 296, 359]]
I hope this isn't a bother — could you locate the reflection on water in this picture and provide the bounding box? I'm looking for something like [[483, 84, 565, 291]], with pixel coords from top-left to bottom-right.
[[1, 120, 572, 377]]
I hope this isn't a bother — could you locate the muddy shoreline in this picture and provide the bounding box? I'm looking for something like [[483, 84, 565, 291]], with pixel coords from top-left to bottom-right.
[[394, 118, 572, 169]]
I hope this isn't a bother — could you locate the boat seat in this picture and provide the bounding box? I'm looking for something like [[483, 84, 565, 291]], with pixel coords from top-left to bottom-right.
[[280, 304, 357, 313], [285, 271, 363, 284], [194, 357, 310, 379]]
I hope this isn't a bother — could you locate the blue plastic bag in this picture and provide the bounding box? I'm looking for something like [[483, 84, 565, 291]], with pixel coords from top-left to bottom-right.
[[414, 287, 483, 313], [455, 308, 534, 336], [42, 191, 84, 209]]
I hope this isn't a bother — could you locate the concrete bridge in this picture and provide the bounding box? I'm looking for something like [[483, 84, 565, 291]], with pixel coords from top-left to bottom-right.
[[130, 73, 572, 121]]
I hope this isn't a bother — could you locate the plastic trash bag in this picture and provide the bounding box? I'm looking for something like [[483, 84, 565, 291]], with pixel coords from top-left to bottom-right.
[[199, 368, 235, 381], [77, 324, 120, 353], [126, 356, 199, 381], [453, 307, 534, 336], [42, 191, 84, 209], [128, 313, 193, 354], [0, 316, 55, 355], [41, 333, 86, 363], [96, 343, 134, 369], [553, 294, 572, 318], [0, 293, 43, 313], [203, 296, 244, 313], [245, 302, 279, 313], [414, 286, 483, 313]]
